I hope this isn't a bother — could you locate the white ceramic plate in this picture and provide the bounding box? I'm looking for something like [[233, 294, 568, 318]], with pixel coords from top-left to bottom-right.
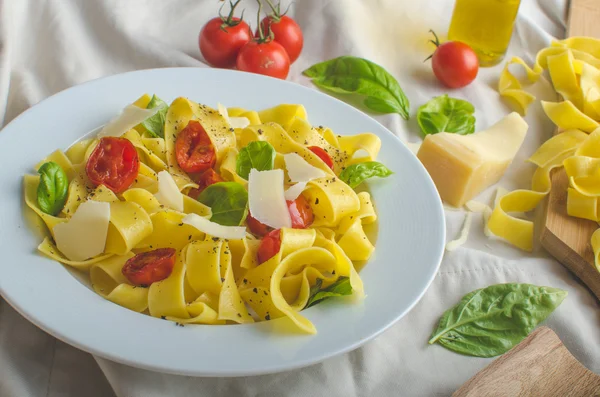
[[0, 68, 444, 376]]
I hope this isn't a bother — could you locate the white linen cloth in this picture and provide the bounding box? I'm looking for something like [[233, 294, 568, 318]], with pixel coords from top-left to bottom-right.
[[1, 0, 598, 396]]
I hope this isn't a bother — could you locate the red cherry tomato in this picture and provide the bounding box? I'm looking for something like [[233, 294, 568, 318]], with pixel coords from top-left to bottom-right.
[[122, 248, 176, 286], [247, 195, 314, 237], [175, 120, 216, 174], [86, 137, 139, 193], [236, 40, 290, 80], [260, 15, 303, 63], [199, 1, 251, 68], [257, 229, 281, 264], [308, 146, 334, 170], [287, 194, 314, 229], [429, 31, 478, 88], [246, 213, 273, 237], [188, 169, 224, 200]]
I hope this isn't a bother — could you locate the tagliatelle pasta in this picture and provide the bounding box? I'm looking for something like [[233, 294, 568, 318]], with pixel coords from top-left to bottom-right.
[[24, 94, 387, 334], [490, 37, 600, 271]]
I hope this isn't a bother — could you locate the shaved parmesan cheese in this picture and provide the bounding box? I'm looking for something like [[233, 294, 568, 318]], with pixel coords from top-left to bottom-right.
[[99, 104, 163, 137], [284, 153, 326, 183], [183, 213, 246, 240], [284, 182, 307, 201], [53, 200, 110, 261], [445, 212, 473, 252], [217, 103, 250, 129], [154, 171, 183, 212], [230, 117, 250, 129], [248, 169, 292, 229]]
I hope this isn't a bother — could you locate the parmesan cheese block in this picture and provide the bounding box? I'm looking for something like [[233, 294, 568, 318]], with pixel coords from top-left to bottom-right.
[[154, 170, 184, 212], [53, 200, 111, 261], [417, 113, 528, 207], [248, 169, 292, 229]]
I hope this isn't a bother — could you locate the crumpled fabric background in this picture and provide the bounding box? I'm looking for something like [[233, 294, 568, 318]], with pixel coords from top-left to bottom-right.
[[0, 0, 598, 396]]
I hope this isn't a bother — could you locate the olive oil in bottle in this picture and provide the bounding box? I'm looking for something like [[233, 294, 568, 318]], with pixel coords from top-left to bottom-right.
[[448, 0, 521, 66]]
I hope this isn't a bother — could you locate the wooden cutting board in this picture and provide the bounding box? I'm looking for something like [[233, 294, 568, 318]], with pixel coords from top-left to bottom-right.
[[453, 327, 600, 396], [540, 0, 600, 300]]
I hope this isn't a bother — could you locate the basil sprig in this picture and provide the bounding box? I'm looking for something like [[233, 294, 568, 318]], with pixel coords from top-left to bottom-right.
[[37, 161, 69, 216], [417, 94, 476, 136], [429, 283, 567, 357], [141, 94, 168, 138], [236, 141, 276, 180], [303, 56, 410, 119], [197, 182, 248, 226], [306, 277, 352, 308], [339, 161, 393, 188]]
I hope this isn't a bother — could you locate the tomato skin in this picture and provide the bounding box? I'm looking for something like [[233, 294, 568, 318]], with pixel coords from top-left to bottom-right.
[[86, 137, 139, 193], [308, 146, 334, 170], [175, 120, 216, 174], [431, 41, 479, 88], [247, 195, 313, 237], [260, 15, 303, 63], [188, 169, 224, 200], [287, 195, 313, 229], [257, 229, 281, 264], [122, 248, 177, 286], [246, 213, 274, 237], [199, 17, 252, 68], [236, 40, 290, 80]]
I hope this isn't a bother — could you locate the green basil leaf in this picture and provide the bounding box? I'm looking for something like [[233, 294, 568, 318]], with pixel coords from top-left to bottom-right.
[[339, 161, 393, 188], [37, 161, 69, 216], [141, 94, 168, 138], [197, 182, 248, 226], [306, 277, 352, 308], [428, 283, 567, 357], [236, 141, 276, 180], [303, 56, 410, 119], [417, 94, 476, 136]]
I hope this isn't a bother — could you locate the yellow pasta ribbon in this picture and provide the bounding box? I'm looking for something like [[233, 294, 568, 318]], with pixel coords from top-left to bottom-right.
[[90, 253, 149, 313]]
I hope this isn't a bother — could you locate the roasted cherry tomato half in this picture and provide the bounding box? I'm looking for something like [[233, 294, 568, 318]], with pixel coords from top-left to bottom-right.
[[257, 229, 281, 264], [246, 212, 274, 237], [86, 136, 139, 193], [247, 195, 313, 237], [287, 194, 314, 229], [122, 248, 176, 286], [175, 120, 216, 173], [308, 146, 334, 170], [188, 169, 224, 200]]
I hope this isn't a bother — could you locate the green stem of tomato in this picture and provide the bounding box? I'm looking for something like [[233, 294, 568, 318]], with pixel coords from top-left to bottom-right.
[[220, 0, 244, 30]]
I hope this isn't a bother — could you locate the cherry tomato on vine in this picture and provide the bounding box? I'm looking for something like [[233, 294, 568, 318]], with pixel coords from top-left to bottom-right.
[[236, 40, 290, 79], [175, 120, 216, 174], [257, 229, 281, 264], [122, 248, 176, 286], [427, 30, 479, 89], [236, 0, 290, 79], [308, 146, 334, 170], [86, 137, 139, 193], [199, 0, 252, 68], [259, 1, 303, 64]]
